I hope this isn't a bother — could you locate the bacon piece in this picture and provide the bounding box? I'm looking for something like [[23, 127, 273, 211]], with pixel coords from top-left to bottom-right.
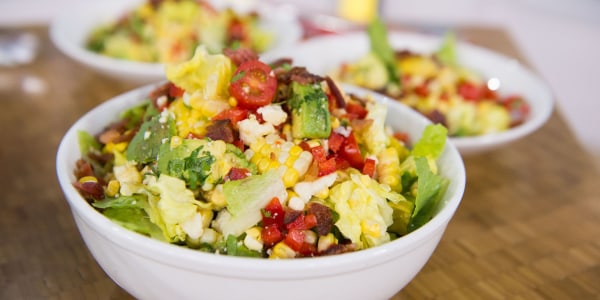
[[205, 119, 237, 144], [325, 76, 346, 109], [307, 202, 333, 236], [223, 48, 259, 66]]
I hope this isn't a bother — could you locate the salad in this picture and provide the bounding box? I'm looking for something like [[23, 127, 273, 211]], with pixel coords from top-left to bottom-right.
[[331, 19, 530, 137], [72, 46, 449, 258], [86, 0, 273, 63]]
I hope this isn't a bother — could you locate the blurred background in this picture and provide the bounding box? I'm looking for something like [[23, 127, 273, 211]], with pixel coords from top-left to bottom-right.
[[1, 0, 599, 164]]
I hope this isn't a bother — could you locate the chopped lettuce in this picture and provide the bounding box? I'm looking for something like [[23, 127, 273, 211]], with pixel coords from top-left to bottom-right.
[[412, 124, 447, 159], [214, 169, 287, 237], [408, 157, 449, 232], [328, 171, 403, 248], [144, 174, 210, 242], [435, 31, 457, 68], [165, 46, 232, 115], [362, 100, 389, 155], [92, 195, 164, 240], [77, 130, 101, 156], [367, 17, 401, 88]]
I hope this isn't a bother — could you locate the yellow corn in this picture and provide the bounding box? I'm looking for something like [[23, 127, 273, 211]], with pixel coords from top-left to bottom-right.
[[282, 168, 299, 188], [317, 233, 338, 253], [105, 180, 120, 197], [269, 242, 296, 259], [79, 176, 97, 184], [103, 142, 128, 154], [377, 147, 401, 192], [313, 187, 330, 199], [228, 96, 237, 107], [248, 136, 313, 187]]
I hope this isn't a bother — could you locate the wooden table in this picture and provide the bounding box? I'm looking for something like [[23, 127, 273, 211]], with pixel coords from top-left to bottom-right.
[[1, 25, 599, 299]]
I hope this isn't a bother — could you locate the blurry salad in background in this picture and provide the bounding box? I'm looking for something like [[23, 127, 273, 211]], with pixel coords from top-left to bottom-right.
[[72, 45, 449, 258], [331, 18, 531, 137], [86, 0, 274, 63]]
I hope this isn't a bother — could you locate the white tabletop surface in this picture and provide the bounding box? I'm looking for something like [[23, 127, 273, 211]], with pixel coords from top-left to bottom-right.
[[1, 0, 599, 165]]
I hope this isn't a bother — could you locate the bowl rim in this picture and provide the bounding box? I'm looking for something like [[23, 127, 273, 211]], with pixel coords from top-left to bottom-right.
[[48, 0, 303, 81], [263, 30, 555, 154], [56, 83, 466, 279]]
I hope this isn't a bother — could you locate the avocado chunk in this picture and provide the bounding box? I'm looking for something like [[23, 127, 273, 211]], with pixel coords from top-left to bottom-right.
[[287, 81, 331, 139]]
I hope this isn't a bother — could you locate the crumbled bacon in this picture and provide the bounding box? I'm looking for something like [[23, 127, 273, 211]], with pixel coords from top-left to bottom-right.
[[223, 48, 259, 66], [307, 202, 333, 236], [205, 119, 237, 144]]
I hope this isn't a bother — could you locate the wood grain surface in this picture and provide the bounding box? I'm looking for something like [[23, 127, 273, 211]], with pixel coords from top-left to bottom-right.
[[1, 25, 598, 299]]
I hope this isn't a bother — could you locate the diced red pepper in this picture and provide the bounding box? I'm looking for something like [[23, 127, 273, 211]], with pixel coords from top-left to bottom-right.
[[262, 197, 285, 228], [362, 158, 376, 177], [318, 157, 337, 176], [393, 132, 410, 144], [285, 213, 318, 231], [414, 83, 429, 97], [227, 167, 250, 181], [328, 132, 345, 153], [335, 155, 351, 171], [457, 81, 483, 101], [284, 229, 305, 251], [299, 141, 311, 152], [345, 102, 368, 119], [232, 139, 245, 152], [310, 145, 327, 163], [340, 132, 364, 169], [168, 82, 185, 98], [304, 213, 317, 229], [261, 224, 283, 247], [298, 242, 317, 257], [502, 95, 531, 127], [212, 108, 249, 125]]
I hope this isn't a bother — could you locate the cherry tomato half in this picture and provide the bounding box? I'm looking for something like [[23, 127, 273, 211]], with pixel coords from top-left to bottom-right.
[[229, 60, 277, 109]]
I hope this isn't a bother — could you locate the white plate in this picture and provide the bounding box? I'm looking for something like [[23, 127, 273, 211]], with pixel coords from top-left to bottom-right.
[[263, 31, 555, 155], [50, 0, 303, 84]]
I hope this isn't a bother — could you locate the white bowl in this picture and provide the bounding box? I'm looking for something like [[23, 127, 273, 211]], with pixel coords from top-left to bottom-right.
[[263, 32, 554, 155], [56, 83, 466, 300], [49, 0, 303, 84]]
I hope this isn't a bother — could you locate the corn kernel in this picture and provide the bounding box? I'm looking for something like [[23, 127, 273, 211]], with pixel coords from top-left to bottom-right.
[[269, 242, 296, 259], [330, 117, 340, 129], [287, 190, 299, 200], [304, 230, 317, 244], [105, 180, 120, 197], [313, 187, 330, 199], [283, 168, 299, 187], [228, 96, 237, 107], [317, 233, 338, 253], [79, 176, 97, 184], [287, 196, 305, 210], [289, 145, 303, 157], [361, 220, 381, 238], [257, 158, 272, 173], [244, 227, 264, 252]]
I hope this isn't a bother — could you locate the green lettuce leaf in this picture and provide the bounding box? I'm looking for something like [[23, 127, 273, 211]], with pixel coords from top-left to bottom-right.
[[412, 124, 447, 159], [435, 31, 457, 68], [367, 17, 401, 87], [408, 157, 449, 232], [93, 195, 164, 240]]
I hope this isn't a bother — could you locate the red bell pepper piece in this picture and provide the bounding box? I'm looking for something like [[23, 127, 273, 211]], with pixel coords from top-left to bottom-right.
[[262, 224, 283, 247], [284, 229, 305, 251], [362, 158, 376, 178], [262, 197, 285, 228], [340, 132, 364, 169]]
